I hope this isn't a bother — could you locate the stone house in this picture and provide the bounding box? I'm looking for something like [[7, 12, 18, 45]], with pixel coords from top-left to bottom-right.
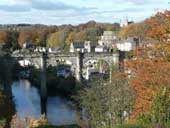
[[98, 31, 117, 47], [69, 41, 98, 53]]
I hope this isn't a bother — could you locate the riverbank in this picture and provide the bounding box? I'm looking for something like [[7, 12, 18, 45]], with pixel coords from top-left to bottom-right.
[[39, 124, 80, 128]]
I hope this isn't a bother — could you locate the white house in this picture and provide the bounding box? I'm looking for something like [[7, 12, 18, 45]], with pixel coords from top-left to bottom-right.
[[117, 42, 133, 51], [116, 37, 139, 51], [95, 45, 108, 53], [84, 41, 91, 53]]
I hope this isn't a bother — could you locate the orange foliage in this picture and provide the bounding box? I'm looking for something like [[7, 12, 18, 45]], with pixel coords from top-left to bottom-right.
[[126, 10, 170, 122], [127, 57, 170, 122], [146, 10, 170, 42], [0, 31, 8, 43]]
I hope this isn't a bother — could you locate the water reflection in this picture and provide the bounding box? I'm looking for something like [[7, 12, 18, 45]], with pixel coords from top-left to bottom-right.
[[12, 80, 77, 126]]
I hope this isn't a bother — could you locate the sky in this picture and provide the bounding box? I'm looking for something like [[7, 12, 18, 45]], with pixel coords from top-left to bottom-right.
[[0, 0, 169, 25]]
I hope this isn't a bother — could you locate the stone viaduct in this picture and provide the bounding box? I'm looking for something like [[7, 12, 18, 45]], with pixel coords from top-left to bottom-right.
[[12, 51, 119, 82]]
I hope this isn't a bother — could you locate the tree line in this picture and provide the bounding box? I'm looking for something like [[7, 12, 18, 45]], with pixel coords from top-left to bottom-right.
[[0, 21, 120, 51]]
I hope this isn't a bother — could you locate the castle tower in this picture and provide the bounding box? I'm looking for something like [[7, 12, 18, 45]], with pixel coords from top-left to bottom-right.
[[120, 17, 129, 28]]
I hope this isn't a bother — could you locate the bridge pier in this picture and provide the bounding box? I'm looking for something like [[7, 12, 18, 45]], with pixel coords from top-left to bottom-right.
[[40, 53, 47, 116], [109, 65, 113, 83], [75, 52, 83, 82], [86, 67, 90, 80]]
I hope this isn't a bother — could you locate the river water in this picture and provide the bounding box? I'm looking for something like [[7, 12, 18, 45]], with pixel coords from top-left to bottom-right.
[[12, 80, 77, 126]]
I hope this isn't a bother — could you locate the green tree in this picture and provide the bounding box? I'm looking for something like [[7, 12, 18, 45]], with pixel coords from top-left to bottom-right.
[[78, 77, 134, 128], [8, 31, 20, 50], [47, 31, 66, 48], [66, 31, 76, 44], [138, 87, 170, 127]]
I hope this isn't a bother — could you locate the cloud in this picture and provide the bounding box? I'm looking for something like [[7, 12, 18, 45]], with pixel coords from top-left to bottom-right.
[[123, 0, 148, 5], [32, 0, 95, 11], [0, 5, 30, 12], [9, 0, 32, 5], [0, 0, 96, 12], [0, 0, 168, 25]]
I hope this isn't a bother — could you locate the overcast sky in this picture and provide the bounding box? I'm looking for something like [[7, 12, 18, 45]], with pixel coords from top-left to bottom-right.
[[0, 0, 169, 25]]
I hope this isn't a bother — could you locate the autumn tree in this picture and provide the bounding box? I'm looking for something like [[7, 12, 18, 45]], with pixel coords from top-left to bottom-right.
[[125, 10, 170, 124], [146, 10, 170, 42], [119, 22, 151, 40], [18, 29, 34, 47], [74, 31, 87, 42], [0, 31, 8, 44]]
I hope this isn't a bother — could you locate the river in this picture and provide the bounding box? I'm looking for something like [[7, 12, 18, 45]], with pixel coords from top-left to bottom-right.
[[12, 80, 77, 126]]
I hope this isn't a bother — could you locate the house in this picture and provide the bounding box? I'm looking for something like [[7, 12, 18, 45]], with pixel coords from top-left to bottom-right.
[[95, 45, 108, 53], [69, 41, 98, 53], [48, 47, 62, 53], [84, 41, 98, 52], [34, 47, 46, 53], [70, 42, 84, 53], [116, 37, 140, 51], [22, 42, 35, 49], [98, 31, 117, 47]]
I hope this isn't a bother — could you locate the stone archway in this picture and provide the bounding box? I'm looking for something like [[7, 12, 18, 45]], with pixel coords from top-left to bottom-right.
[[96, 59, 110, 74], [83, 58, 111, 80]]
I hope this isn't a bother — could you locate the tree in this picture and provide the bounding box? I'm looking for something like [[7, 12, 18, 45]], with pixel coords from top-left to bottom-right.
[[18, 29, 33, 47], [0, 31, 8, 43], [47, 31, 66, 48], [74, 31, 87, 42], [78, 77, 134, 128], [86, 28, 100, 42], [66, 31, 76, 44], [137, 87, 170, 127], [124, 10, 170, 123], [0, 90, 15, 128], [119, 22, 151, 40], [146, 10, 170, 42], [8, 31, 20, 50]]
